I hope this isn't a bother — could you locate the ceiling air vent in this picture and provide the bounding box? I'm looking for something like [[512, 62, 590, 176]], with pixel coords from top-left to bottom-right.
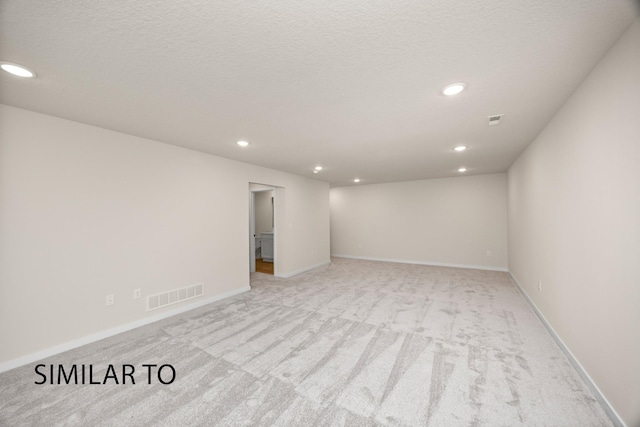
[[488, 114, 504, 125]]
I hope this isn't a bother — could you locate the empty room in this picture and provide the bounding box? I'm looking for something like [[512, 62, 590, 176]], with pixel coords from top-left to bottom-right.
[[1, 1, 638, 426]]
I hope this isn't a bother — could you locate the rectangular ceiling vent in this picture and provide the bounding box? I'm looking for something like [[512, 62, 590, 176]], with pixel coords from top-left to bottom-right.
[[147, 283, 204, 311], [488, 114, 504, 125]]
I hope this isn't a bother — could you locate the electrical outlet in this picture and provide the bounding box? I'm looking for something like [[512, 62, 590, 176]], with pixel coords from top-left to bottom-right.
[[538, 281, 542, 292], [133, 289, 141, 299], [106, 294, 114, 306]]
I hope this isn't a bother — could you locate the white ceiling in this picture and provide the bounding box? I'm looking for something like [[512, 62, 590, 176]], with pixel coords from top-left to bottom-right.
[[1, 1, 637, 186]]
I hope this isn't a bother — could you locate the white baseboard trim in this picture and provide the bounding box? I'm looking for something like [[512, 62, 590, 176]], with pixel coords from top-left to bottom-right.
[[509, 273, 625, 427], [0, 286, 250, 374], [276, 260, 332, 278], [331, 254, 508, 272]]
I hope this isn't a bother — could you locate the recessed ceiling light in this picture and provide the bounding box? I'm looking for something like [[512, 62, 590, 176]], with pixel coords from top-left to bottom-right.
[[454, 145, 467, 152], [236, 140, 249, 147], [314, 166, 323, 171], [442, 83, 466, 96], [0, 62, 36, 78], [353, 178, 360, 183], [458, 167, 467, 173]]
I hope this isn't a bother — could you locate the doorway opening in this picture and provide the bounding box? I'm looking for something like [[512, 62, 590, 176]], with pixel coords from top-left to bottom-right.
[[249, 184, 277, 277]]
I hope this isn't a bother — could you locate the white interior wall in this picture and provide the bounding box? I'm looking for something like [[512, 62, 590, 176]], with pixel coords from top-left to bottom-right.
[[254, 191, 274, 235], [249, 183, 273, 191], [508, 19, 640, 426], [330, 173, 508, 270], [0, 104, 330, 367]]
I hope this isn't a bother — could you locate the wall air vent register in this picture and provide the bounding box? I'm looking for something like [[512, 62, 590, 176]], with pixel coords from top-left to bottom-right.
[[147, 283, 204, 311]]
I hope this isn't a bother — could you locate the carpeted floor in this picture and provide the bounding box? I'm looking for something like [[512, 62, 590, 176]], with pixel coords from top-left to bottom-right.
[[0, 258, 612, 426]]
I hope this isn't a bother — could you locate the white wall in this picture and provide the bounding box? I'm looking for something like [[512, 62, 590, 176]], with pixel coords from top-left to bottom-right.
[[508, 19, 640, 427], [254, 190, 274, 235], [0, 105, 330, 366], [330, 173, 508, 270]]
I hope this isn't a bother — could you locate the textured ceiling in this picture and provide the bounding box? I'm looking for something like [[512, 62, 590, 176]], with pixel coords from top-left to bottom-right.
[[1, 1, 638, 186]]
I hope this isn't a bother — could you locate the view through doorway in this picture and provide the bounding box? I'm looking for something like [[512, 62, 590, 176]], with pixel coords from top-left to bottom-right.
[[249, 183, 277, 276]]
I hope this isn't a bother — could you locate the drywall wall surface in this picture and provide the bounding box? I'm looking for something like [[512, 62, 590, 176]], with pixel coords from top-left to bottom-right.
[[330, 173, 507, 270], [508, 19, 640, 426], [249, 183, 274, 191], [254, 190, 274, 235], [0, 104, 330, 365]]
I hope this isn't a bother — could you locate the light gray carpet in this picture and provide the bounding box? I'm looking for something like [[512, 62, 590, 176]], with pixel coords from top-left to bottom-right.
[[0, 258, 612, 426]]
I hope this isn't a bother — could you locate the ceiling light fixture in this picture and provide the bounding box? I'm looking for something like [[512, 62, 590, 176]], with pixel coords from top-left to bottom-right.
[[458, 167, 467, 173], [454, 145, 467, 152], [313, 170, 319, 174], [236, 140, 249, 147], [314, 166, 323, 171], [442, 83, 465, 96], [0, 62, 36, 78], [353, 178, 360, 183]]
